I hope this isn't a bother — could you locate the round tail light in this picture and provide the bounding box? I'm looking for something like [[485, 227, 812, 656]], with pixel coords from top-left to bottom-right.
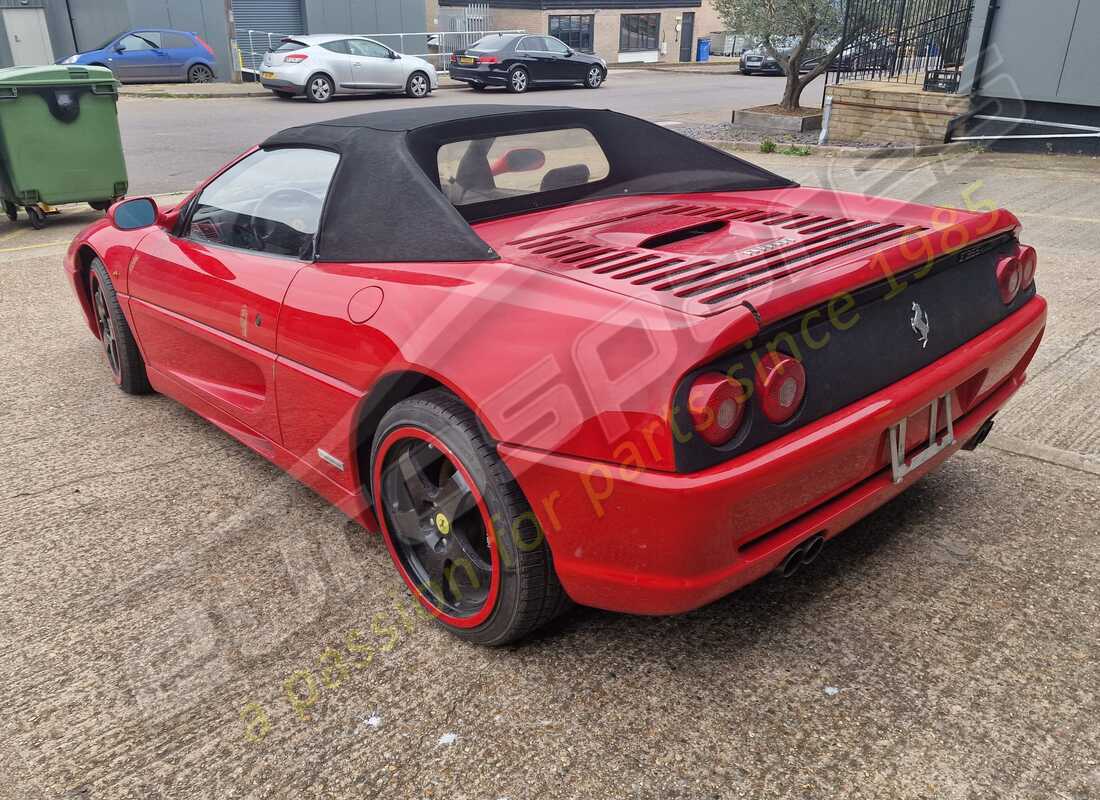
[[995, 256, 1021, 304], [688, 373, 746, 446], [1018, 245, 1037, 289], [755, 353, 806, 424]]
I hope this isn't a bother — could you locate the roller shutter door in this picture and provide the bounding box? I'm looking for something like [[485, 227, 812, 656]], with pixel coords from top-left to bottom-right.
[[231, 0, 305, 37]]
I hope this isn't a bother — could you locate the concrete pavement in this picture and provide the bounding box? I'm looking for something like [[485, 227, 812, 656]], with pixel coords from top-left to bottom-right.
[[0, 145, 1097, 798]]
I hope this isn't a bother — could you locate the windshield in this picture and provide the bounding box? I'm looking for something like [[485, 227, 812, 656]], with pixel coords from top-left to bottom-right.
[[94, 33, 125, 51]]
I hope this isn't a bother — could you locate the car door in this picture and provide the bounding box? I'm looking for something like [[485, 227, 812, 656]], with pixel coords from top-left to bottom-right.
[[514, 36, 552, 82], [317, 39, 355, 89], [347, 39, 404, 89], [543, 36, 585, 81], [159, 31, 194, 81], [126, 147, 340, 444], [110, 33, 162, 81]]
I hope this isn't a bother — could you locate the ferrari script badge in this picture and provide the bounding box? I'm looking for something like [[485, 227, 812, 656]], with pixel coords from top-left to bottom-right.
[[910, 302, 930, 349]]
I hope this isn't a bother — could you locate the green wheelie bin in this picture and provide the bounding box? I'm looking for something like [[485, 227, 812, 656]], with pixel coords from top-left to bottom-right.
[[0, 65, 127, 229]]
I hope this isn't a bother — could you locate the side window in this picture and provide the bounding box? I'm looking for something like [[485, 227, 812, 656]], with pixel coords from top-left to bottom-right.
[[320, 40, 350, 55], [349, 39, 391, 59], [187, 148, 340, 259], [163, 32, 194, 49], [119, 33, 159, 52], [518, 36, 546, 53], [545, 37, 571, 55]]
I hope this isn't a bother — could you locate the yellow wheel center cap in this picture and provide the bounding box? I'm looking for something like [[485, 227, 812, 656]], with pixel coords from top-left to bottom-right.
[[434, 512, 451, 535]]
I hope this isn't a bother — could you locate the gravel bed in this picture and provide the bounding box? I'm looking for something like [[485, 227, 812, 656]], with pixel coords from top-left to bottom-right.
[[672, 121, 887, 149]]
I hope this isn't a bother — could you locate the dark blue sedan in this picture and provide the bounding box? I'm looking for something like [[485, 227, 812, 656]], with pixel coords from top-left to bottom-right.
[[58, 29, 217, 83]]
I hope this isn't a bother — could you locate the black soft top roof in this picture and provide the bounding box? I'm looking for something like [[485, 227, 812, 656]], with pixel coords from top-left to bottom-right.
[[261, 106, 796, 263]]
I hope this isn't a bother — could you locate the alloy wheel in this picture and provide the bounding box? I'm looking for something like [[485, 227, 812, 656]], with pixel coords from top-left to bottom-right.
[[510, 69, 528, 92], [409, 73, 429, 97], [189, 65, 214, 83], [378, 431, 497, 624], [310, 77, 332, 101], [91, 276, 121, 382], [587, 67, 602, 87]]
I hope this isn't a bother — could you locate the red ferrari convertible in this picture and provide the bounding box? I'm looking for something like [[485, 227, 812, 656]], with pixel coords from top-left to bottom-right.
[[66, 106, 1046, 644]]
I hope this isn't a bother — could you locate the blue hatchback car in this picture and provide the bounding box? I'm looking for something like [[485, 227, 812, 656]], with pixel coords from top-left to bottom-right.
[[58, 29, 218, 83]]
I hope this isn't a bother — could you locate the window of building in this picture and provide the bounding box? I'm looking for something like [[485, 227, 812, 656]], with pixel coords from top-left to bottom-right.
[[619, 14, 660, 52], [549, 15, 594, 53]]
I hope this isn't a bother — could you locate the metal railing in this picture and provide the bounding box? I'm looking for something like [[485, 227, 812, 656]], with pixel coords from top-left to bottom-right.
[[828, 0, 974, 93], [237, 29, 525, 76]]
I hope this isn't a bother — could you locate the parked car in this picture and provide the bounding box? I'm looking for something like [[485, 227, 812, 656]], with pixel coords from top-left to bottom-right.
[[58, 29, 216, 83], [739, 39, 823, 75], [66, 105, 1045, 645], [259, 34, 437, 102], [449, 32, 606, 93]]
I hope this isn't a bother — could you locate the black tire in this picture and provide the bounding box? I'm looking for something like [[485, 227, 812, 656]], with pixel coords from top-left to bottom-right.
[[26, 206, 45, 230], [405, 71, 431, 98], [469, 82, 487, 91], [88, 258, 153, 395], [371, 389, 570, 645], [507, 66, 530, 94], [306, 74, 334, 103], [187, 63, 215, 84], [273, 90, 295, 100], [583, 65, 604, 89], [3, 201, 16, 222], [88, 200, 112, 212]]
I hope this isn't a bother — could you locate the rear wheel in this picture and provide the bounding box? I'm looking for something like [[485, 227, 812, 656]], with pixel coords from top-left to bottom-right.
[[88, 258, 152, 395], [583, 65, 604, 89], [405, 71, 431, 98], [371, 389, 570, 645], [25, 206, 45, 229], [187, 64, 214, 84], [306, 74, 334, 103], [507, 67, 529, 93]]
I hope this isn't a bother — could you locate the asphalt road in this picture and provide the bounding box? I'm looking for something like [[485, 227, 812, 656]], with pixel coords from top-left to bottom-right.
[[116, 68, 826, 195], [1, 122, 1098, 796]]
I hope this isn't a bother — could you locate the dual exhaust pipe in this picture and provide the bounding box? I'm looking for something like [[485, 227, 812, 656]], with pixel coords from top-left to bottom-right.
[[777, 534, 826, 578]]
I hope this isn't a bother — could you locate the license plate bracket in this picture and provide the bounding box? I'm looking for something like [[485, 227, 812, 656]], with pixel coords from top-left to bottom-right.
[[888, 393, 955, 484]]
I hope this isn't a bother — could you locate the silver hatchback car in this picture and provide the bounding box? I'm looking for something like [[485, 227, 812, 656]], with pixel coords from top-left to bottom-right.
[[260, 34, 439, 102]]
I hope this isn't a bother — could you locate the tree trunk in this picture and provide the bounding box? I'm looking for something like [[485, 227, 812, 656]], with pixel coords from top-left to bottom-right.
[[780, 72, 803, 111]]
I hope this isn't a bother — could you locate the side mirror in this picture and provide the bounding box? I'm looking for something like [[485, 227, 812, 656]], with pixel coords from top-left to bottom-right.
[[490, 148, 547, 176], [565, 49, 575, 57], [114, 45, 125, 54], [109, 197, 159, 230], [389, 50, 399, 59]]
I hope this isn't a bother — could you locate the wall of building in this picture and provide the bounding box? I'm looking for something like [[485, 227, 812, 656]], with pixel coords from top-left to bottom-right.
[[452, 2, 725, 64]]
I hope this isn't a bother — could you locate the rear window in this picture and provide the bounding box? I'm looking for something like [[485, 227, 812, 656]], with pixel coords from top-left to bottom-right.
[[163, 32, 194, 49], [468, 34, 514, 52], [437, 128, 611, 207], [275, 40, 306, 52]]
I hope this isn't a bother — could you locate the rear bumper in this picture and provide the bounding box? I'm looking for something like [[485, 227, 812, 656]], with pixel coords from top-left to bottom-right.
[[500, 296, 1047, 615], [261, 77, 303, 92], [448, 65, 508, 86]]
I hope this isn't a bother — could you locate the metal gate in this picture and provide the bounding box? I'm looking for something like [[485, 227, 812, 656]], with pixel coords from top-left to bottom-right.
[[829, 0, 974, 93], [232, 0, 305, 72]]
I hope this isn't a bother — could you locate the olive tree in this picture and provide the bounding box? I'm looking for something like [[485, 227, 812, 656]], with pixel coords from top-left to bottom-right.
[[715, 0, 852, 111]]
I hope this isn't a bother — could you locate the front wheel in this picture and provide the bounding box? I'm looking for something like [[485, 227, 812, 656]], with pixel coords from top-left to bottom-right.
[[507, 67, 529, 94], [88, 258, 152, 394], [187, 64, 215, 83], [306, 74, 334, 103], [371, 389, 570, 645], [583, 66, 604, 89], [405, 71, 431, 98], [26, 206, 45, 230]]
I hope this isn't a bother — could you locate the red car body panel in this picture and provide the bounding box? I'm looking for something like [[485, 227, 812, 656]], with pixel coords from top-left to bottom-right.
[[65, 177, 1045, 616]]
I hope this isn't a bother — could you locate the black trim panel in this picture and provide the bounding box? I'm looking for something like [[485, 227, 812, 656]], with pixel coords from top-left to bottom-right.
[[671, 234, 1034, 472]]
